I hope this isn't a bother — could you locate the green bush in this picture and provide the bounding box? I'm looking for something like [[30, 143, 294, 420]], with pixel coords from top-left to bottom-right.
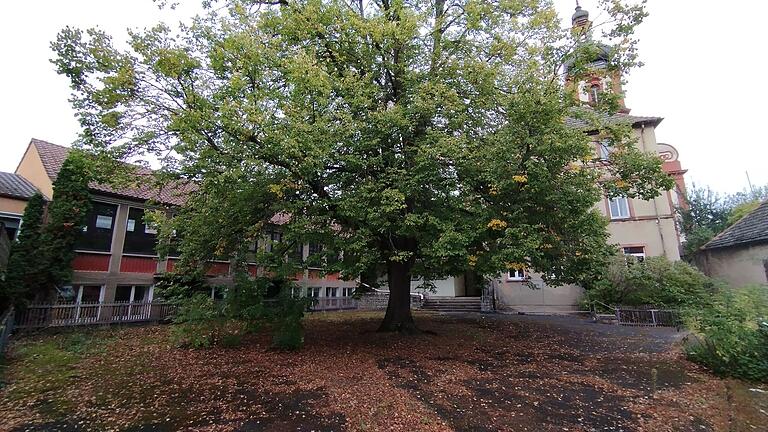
[[169, 275, 310, 350], [685, 285, 768, 382], [585, 255, 717, 308], [170, 293, 227, 348], [265, 285, 310, 350]]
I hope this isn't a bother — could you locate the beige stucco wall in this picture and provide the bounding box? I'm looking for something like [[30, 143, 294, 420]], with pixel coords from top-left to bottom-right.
[[592, 125, 681, 261], [0, 196, 28, 215], [697, 244, 768, 288], [15, 142, 54, 199], [495, 273, 584, 313]]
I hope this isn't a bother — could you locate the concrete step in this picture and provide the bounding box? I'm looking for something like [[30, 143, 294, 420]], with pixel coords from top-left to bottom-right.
[[421, 297, 482, 312]]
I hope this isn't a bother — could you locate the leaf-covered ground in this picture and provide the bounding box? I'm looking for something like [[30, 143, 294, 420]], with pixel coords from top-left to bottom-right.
[[1, 311, 766, 431]]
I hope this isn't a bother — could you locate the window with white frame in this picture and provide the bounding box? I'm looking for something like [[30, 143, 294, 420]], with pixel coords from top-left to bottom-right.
[[507, 268, 526, 281], [306, 287, 320, 298], [342, 287, 354, 297], [325, 287, 338, 298], [608, 197, 630, 219]]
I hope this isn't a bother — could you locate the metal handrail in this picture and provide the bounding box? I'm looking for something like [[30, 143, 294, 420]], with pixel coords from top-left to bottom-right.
[[357, 282, 424, 301]]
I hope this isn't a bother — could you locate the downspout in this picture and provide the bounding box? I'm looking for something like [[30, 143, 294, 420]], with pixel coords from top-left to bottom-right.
[[641, 124, 668, 258]]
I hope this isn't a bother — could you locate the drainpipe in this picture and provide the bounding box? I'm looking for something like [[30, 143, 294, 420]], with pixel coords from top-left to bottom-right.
[[641, 124, 668, 258]]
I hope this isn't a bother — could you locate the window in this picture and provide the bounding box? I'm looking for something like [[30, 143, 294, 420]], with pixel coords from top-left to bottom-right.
[[78, 285, 103, 304], [287, 242, 304, 263], [115, 285, 152, 303], [306, 287, 320, 298], [598, 140, 613, 160], [342, 287, 354, 297], [0, 215, 22, 241], [608, 197, 630, 219], [325, 287, 338, 298], [123, 207, 158, 255], [76, 202, 118, 252], [623, 246, 646, 262], [590, 84, 601, 103], [308, 243, 323, 256], [507, 269, 526, 281], [264, 229, 282, 253]]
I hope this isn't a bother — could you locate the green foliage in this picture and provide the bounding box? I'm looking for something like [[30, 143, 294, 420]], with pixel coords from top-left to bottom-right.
[[153, 271, 209, 301], [39, 151, 94, 302], [265, 286, 310, 350], [2, 193, 47, 308], [169, 275, 310, 350], [685, 286, 768, 382], [53, 0, 671, 328], [678, 183, 768, 259], [170, 293, 227, 348], [586, 255, 717, 308], [726, 200, 760, 227]]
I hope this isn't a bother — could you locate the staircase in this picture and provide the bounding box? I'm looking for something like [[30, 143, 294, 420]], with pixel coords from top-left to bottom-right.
[[421, 296, 482, 313]]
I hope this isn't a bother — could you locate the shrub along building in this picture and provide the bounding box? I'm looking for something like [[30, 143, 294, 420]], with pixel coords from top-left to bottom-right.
[[419, 4, 688, 313], [6, 138, 356, 306]]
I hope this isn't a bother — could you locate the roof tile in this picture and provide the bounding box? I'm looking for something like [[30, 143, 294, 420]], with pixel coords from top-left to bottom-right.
[[702, 200, 768, 250], [30, 139, 193, 206], [0, 172, 39, 200]]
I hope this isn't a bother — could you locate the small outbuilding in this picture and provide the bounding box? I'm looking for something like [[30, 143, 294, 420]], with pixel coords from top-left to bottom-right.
[[696, 201, 768, 287]]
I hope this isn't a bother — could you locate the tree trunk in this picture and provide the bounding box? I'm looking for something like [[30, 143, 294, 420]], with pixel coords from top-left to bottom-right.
[[378, 258, 418, 333]]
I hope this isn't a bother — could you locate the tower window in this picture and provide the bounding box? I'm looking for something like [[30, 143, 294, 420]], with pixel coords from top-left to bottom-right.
[[590, 84, 601, 103]]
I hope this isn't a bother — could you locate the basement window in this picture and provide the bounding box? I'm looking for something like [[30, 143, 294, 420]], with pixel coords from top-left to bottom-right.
[[507, 269, 526, 281], [623, 246, 646, 263]]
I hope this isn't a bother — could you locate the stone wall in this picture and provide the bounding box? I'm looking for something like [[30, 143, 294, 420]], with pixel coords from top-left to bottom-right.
[[357, 293, 423, 310]]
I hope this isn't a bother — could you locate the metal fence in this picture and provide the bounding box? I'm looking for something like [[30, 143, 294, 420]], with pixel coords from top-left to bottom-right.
[[15, 301, 177, 329], [591, 301, 680, 328], [309, 297, 359, 311], [614, 306, 680, 327], [0, 307, 14, 356]]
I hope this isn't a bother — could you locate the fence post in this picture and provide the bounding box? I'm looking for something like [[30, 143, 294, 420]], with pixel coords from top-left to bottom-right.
[[651, 309, 657, 327], [0, 307, 15, 357], [614, 306, 621, 326]]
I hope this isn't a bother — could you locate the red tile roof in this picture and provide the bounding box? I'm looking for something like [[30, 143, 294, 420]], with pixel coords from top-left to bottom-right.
[[29, 138, 194, 206]]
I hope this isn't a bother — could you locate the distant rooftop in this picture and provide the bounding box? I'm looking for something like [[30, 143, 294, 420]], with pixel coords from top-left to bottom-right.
[[702, 201, 768, 250]]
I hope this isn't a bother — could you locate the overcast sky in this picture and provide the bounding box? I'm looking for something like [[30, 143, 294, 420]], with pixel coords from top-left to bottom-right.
[[1, 1, 765, 194]]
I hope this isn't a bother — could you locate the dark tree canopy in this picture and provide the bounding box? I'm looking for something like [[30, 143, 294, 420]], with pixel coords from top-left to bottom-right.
[[2, 193, 47, 308], [53, 0, 672, 331]]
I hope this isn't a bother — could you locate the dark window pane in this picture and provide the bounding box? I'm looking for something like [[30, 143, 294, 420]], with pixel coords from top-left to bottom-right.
[[133, 286, 148, 302], [80, 285, 102, 303], [123, 207, 158, 255], [115, 285, 132, 302], [75, 202, 118, 252]]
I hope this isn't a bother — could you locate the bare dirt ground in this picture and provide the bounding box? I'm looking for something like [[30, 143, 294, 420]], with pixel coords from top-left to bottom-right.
[[1, 311, 766, 432]]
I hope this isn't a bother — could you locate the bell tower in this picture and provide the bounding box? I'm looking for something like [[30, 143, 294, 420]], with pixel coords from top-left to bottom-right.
[[565, 2, 629, 113]]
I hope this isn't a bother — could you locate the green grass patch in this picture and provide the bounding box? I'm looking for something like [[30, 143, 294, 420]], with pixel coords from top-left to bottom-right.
[[4, 329, 117, 413]]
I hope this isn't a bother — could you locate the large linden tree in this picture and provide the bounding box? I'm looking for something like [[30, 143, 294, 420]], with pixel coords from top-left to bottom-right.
[[53, 0, 672, 332]]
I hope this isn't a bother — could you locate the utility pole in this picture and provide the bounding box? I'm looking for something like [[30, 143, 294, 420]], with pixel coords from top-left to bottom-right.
[[746, 171, 755, 196]]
